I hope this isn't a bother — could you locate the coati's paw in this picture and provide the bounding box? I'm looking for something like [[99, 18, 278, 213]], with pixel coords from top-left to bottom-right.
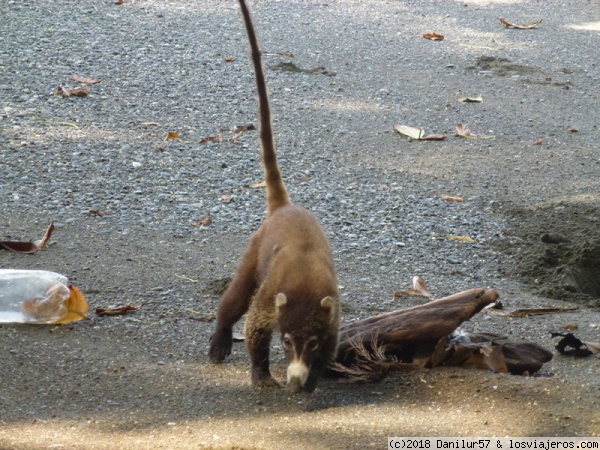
[[252, 369, 281, 388], [208, 329, 232, 363]]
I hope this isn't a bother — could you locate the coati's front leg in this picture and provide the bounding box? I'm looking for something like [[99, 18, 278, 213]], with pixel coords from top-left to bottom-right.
[[209, 236, 260, 363], [303, 334, 339, 393], [245, 300, 280, 388]]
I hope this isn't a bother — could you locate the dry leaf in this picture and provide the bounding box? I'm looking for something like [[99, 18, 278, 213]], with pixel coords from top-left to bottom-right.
[[559, 324, 578, 331], [488, 307, 578, 317], [53, 285, 89, 324], [223, 57, 236, 62], [1, 222, 55, 254], [34, 222, 55, 250], [56, 86, 90, 97], [232, 332, 245, 342], [422, 32, 444, 41], [69, 75, 101, 85], [230, 133, 242, 142], [568, 128, 579, 133], [114, 0, 124, 4], [193, 213, 212, 227], [458, 96, 483, 103], [421, 134, 447, 141], [447, 235, 475, 242], [90, 209, 110, 217], [200, 136, 217, 145], [441, 195, 464, 202], [96, 305, 138, 316], [251, 181, 267, 188], [394, 124, 424, 140], [584, 341, 600, 355], [552, 333, 594, 357], [533, 139, 544, 145], [455, 124, 495, 140], [217, 133, 224, 143], [220, 195, 233, 203], [263, 52, 294, 58], [233, 124, 256, 132], [499, 18, 542, 29], [393, 276, 434, 300], [164, 132, 183, 142]]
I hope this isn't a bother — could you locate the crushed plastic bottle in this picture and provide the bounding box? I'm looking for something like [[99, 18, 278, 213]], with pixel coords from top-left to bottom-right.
[[0, 269, 75, 323]]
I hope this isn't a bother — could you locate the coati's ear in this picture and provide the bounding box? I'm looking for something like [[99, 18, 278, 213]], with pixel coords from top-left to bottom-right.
[[320, 296, 333, 310], [320, 296, 336, 323], [275, 293, 287, 316]]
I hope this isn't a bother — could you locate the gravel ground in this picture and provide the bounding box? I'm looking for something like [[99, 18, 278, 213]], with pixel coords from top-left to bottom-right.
[[1, 0, 599, 448]]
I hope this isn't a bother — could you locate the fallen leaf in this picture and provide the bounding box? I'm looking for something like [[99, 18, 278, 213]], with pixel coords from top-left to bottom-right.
[[232, 332, 245, 341], [447, 235, 475, 242], [263, 52, 294, 58], [192, 213, 212, 227], [559, 324, 578, 331], [568, 127, 579, 133], [233, 124, 256, 132], [441, 195, 464, 202], [89, 209, 104, 217], [533, 139, 544, 145], [69, 75, 101, 85], [0, 241, 39, 253], [422, 32, 444, 41], [96, 305, 138, 316], [421, 134, 447, 141], [34, 222, 55, 250], [1, 222, 55, 254], [394, 124, 424, 140], [175, 274, 198, 283], [220, 195, 233, 203], [217, 133, 224, 143], [488, 307, 578, 317], [223, 57, 236, 62], [455, 124, 495, 140], [139, 122, 160, 127], [499, 18, 542, 29], [459, 44, 499, 51], [584, 341, 600, 354], [55, 86, 90, 97], [552, 332, 593, 357], [200, 136, 217, 145], [393, 276, 434, 300], [164, 131, 183, 142], [458, 95, 483, 103], [53, 285, 89, 324], [114, 0, 124, 4], [251, 181, 267, 188], [188, 315, 215, 322]]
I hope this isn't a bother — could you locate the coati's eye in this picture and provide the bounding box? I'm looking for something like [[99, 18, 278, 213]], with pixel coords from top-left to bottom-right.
[[308, 337, 319, 351], [282, 336, 291, 349]]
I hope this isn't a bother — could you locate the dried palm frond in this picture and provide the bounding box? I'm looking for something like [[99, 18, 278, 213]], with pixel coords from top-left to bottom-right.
[[329, 336, 417, 383]]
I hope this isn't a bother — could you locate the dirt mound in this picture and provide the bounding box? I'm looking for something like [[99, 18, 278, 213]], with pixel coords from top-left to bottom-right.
[[498, 202, 600, 306]]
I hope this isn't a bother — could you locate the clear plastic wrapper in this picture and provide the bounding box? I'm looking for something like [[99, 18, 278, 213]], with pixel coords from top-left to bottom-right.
[[0, 269, 85, 324]]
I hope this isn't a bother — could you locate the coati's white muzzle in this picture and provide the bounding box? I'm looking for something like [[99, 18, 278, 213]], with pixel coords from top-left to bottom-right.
[[287, 359, 309, 389]]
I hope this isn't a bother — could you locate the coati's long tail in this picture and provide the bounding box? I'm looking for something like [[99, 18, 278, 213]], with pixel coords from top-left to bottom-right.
[[238, 0, 291, 215]]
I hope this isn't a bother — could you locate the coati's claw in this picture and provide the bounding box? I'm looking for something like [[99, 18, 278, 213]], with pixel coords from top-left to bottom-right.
[[208, 330, 232, 363], [252, 369, 281, 388]]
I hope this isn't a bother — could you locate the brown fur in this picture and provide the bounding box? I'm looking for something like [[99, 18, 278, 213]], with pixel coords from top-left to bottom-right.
[[208, 0, 340, 393]]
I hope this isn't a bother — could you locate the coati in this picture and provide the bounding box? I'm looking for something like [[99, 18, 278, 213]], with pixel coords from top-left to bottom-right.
[[208, 0, 340, 394]]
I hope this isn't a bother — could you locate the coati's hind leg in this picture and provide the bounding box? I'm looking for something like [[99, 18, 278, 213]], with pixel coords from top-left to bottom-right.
[[208, 236, 260, 364], [245, 295, 280, 388]]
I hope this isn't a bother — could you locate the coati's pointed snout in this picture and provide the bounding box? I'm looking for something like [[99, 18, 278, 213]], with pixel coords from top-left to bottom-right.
[[286, 359, 309, 392]]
